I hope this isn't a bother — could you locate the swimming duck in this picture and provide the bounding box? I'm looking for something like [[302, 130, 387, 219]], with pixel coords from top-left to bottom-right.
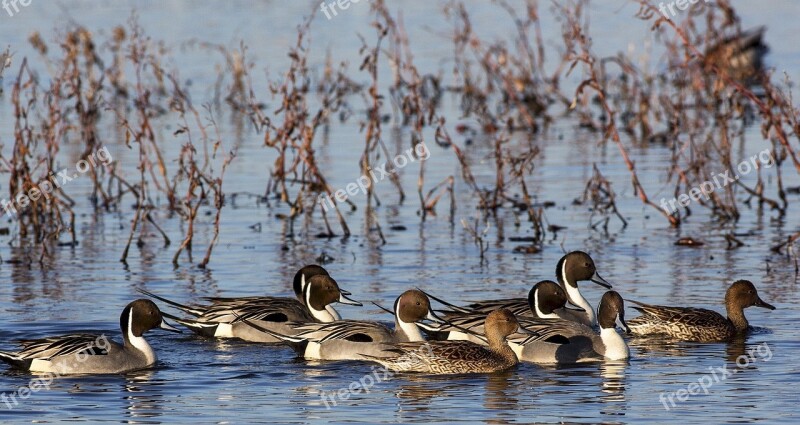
[[0, 299, 180, 374], [703, 26, 768, 84], [362, 309, 525, 374], [290, 264, 352, 320], [627, 280, 775, 342], [434, 252, 611, 327], [428, 284, 629, 363], [424, 280, 589, 343], [139, 271, 361, 343], [235, 290, 443, 360], [508, 291, 631, 363], [206, 264, 346, 318]]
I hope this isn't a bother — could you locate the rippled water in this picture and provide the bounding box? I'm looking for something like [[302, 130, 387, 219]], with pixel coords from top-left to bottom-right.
[[0, 1, 799, 423]]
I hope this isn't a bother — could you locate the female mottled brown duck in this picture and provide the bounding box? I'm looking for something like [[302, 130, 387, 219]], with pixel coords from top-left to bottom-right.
[[363, 309, 523, 374], [627, 280, 775, 342]]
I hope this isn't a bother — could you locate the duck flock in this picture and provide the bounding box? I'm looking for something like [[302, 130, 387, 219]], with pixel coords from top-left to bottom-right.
[[0, 251, 776, 375]]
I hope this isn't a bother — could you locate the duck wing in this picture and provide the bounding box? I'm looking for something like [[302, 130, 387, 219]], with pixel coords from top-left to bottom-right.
[[290, 320, 393, 343], [205, 297, 312, 323], [15, 334, 111, 360], [460, 299, 529, 316], [628, 300, 726, 327]]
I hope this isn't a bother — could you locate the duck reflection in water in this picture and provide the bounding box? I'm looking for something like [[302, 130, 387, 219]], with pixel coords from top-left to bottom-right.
[[122, 370, 165, 422]]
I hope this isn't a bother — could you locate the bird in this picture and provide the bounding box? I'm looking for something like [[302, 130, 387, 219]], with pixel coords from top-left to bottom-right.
[[427, 251, 612, 327], [627, 280, 775, 342], [0, 299, 180, 374], [508, 291, 631, 363], [138, 269, 361, 342], [233, 290, 443, 361], [423, 280, 589, 343], [360, 309, 526, 374], [703, 26, 769, 84]]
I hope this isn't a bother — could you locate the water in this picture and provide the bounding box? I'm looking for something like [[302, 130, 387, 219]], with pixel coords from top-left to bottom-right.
[[0, 1, 798, 423]]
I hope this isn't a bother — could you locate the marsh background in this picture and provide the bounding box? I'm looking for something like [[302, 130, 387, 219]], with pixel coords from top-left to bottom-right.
[[0, 0, 798, 423]]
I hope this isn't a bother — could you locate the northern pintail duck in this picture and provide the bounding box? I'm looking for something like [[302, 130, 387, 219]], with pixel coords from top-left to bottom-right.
[[435, 252, 611, 327], [0, 299, 180, 374], [236, 290, 442, 361], [508, 291, 631, 363], [703, 26, 768, 84], [208, 264, 345, 317], [428, 284, 629, 363], [424, 280, 586, 343], [627, 280, 776, 342], [290, 264, 352, 320], [363, 309, 526, 374], [139, 270, 361, 343]]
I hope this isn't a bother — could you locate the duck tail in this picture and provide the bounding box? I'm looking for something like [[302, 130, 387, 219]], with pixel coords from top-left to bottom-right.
[[137, 288, 205, 317], [356, 352, 400, 367], [357, 352, 386, 362], [624, 298, 651, 308], [159, 311, 219, 337], [624, 299, 664, 318], [415, 288, 473, 314], [0, 350, 28, 369], [0, 350, 20, 362]]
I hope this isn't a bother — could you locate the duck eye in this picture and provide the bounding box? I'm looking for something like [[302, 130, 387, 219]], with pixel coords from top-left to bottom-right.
[[416, 302, 421, 306]]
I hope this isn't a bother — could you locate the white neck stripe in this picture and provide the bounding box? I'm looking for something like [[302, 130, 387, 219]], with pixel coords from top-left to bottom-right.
[[534, 289, 558, 319], [126, 308, 156, 364], [305, 283, 336, 322]]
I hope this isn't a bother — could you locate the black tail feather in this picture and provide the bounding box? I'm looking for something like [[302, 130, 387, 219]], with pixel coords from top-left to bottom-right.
[[137, 288, 204, 317]]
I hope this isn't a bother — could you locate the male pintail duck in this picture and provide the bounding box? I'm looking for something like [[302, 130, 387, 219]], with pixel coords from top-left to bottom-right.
[[235, 290, 443, 361], [362, 309, 527, 374], [432, 252, 611, 327], [289, 264, 353, 320], [428, 285, 629, 363], [139, 271, 361, 343], [627, 280, 775, 342], [508, 291, 631, 363], [423, 280, 588, 343], [0, 299, 180, 374], [208, 264, 347, 318]]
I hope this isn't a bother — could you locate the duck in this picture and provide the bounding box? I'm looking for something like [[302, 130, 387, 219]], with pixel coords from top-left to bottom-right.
[[361, 309, 526, 374], [426, 284, 629, 363], [508, 291, 631, 363], [290, 264, 352, 320], [432, 251, 611, 327], [205, 264, 347, 319], [139, 271, 361, 343], [424, 280, 590, 343], [703, 26, 768, 84], [627, 280, 776, 342], [234, 290, 443, 361], [0, 299, 180, 374]]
